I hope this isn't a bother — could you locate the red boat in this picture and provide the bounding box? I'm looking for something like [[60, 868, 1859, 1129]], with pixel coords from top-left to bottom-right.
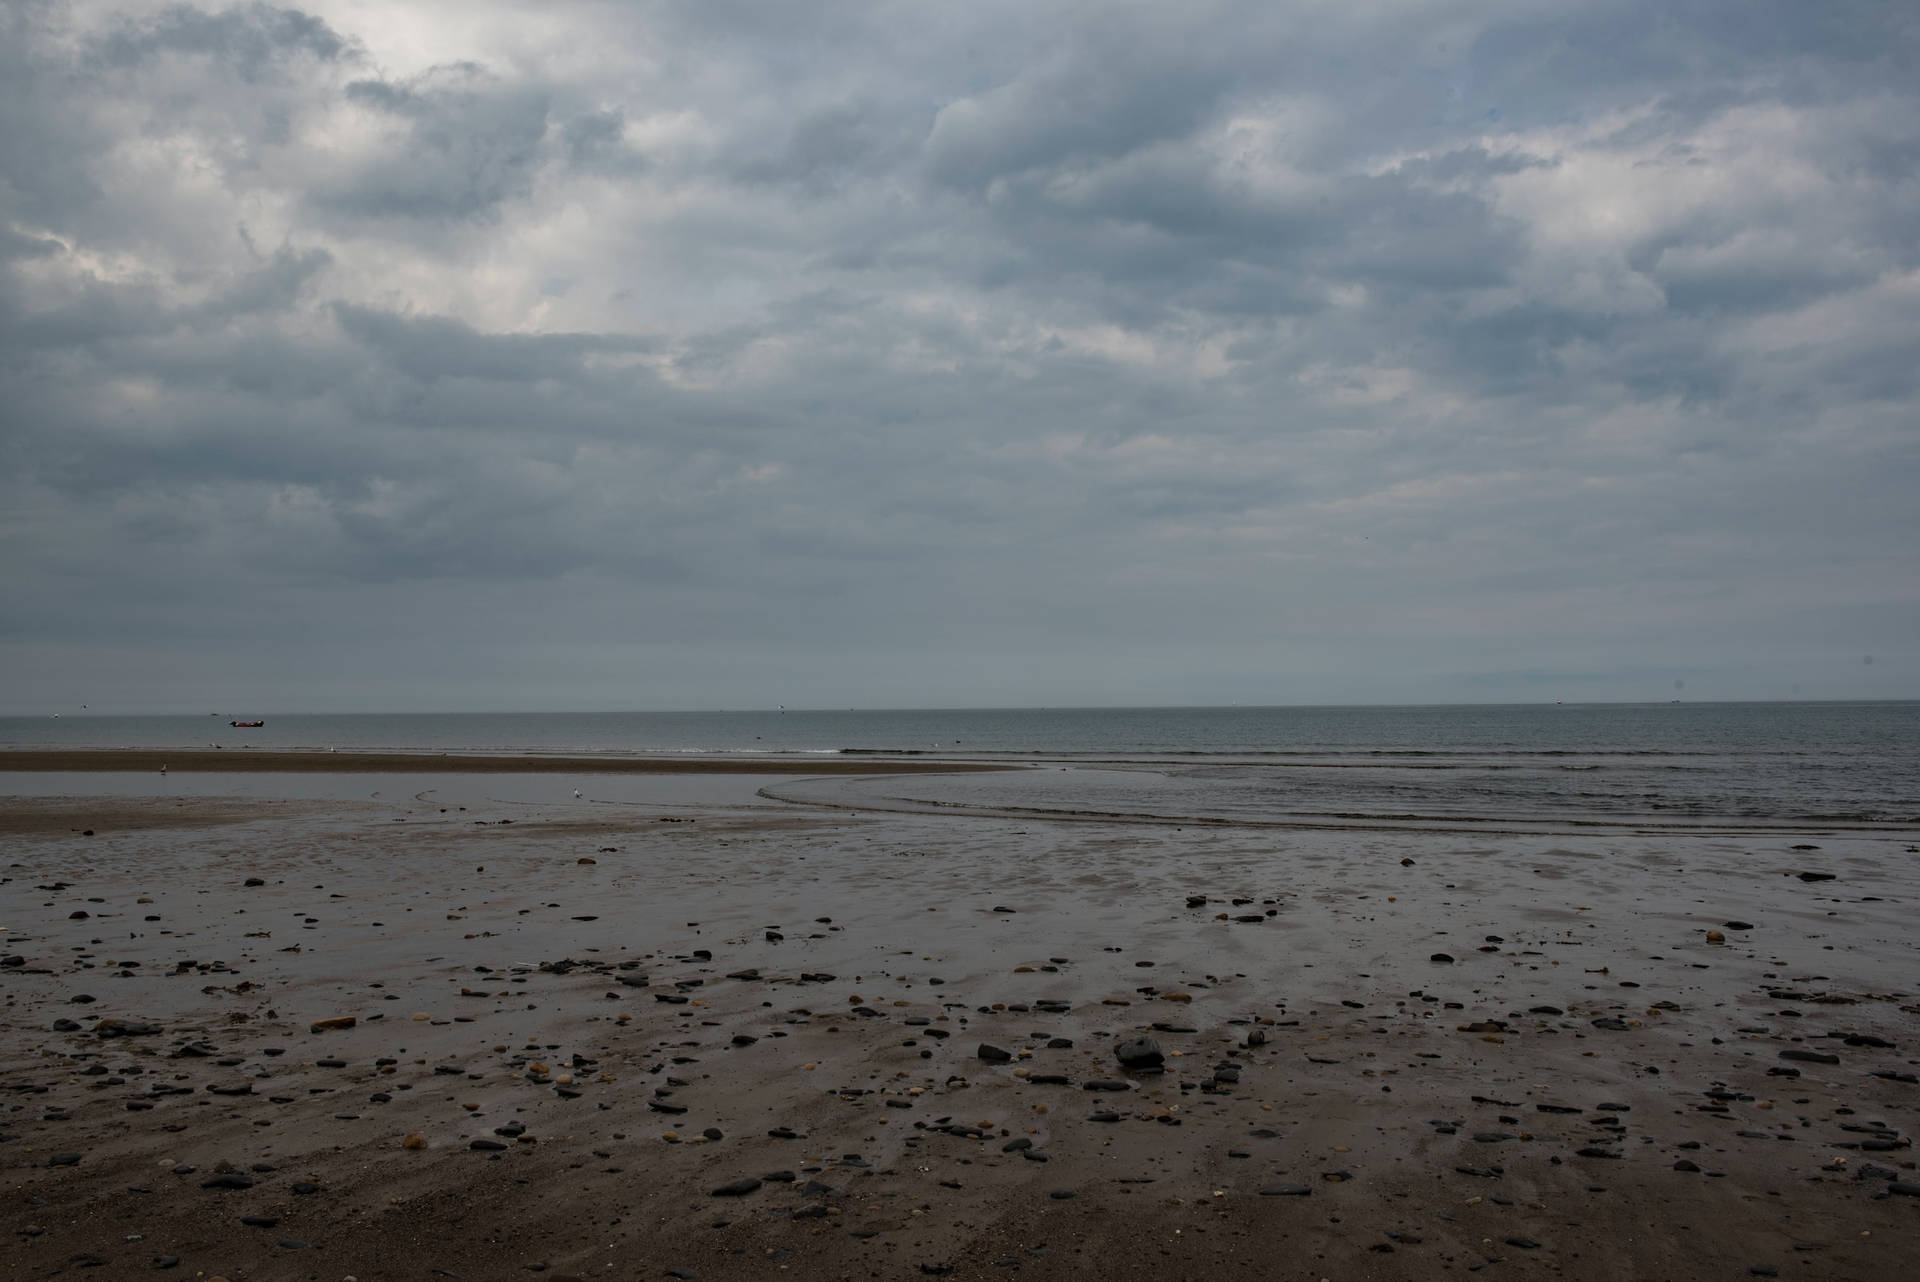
[[229, 720, 264, 728]]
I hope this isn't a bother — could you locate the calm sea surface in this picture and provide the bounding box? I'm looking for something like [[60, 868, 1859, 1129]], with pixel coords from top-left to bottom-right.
[[3, 703, 1916, 829]]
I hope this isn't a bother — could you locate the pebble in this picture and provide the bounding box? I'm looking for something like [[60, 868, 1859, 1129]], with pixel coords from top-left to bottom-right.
[[1258, 1185, 1312, 1196], [711, 1178, 763, 1196], [1114, 1037, 1164, 1069]]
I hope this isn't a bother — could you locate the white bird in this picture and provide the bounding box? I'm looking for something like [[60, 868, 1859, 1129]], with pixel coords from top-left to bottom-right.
[[573, 789, 582, 799], [160, 764, 167, 774]]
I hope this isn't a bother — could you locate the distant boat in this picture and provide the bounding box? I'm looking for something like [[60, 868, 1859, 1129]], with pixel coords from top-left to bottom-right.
[[229, 720, 264, 728]]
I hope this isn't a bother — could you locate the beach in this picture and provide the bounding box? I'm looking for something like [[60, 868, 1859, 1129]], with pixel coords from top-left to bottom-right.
[[2, 755, 1916, 1280]]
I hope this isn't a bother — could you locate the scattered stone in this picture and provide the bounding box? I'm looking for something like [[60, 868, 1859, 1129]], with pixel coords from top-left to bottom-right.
[[977, 1044, 1012, 1063], [711, 1178, 762, 1197], [95, 1018, 162, 1038], [1114, 1037, 1164, 1069], [309, 1016, 357, 1033]]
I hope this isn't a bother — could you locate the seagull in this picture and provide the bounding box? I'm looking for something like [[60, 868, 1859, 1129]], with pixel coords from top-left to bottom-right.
[[573, 789, 582, 799], [160, 763, 167, 774]]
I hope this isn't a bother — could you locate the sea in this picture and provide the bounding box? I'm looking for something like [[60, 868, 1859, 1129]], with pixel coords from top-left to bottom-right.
[[3, 703, 1916, 833]]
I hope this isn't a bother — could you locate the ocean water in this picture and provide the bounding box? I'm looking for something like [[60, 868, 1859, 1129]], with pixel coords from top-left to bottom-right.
[[3, 702, 1916, 830]]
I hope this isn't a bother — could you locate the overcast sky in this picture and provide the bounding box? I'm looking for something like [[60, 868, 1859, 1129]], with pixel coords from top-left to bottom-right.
[[2, 0, 1915, 713]]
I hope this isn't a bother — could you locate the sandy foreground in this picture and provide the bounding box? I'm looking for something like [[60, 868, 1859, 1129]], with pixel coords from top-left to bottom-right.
[[1, 766, 1917, 1282]]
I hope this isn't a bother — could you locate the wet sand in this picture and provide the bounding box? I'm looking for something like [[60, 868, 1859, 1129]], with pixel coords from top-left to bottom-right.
[[0, 749, 1002, 776], [1, 776, 1917, 1281]]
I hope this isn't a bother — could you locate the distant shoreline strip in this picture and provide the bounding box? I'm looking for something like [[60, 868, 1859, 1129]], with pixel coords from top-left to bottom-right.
[[0, 749, 1012, 776]]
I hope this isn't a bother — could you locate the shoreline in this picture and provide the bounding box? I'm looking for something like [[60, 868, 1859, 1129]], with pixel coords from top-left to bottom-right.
[[0, 748, 1011, 775]]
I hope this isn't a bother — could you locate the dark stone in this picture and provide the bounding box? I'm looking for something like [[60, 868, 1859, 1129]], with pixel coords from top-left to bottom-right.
[[1048, 1190, 1075, 1199], [200, 1173, 255, 1189], [1796, 872, 1836, 882], [711, 1178, 763, 1197], [1258, 1185, 1312, 1196], [48, 1152, 82, 1166], [471, 1140, 507, 1151], [1114, 1037, 1164, 1069], [1082, 1080, 1131, 1092], [1506, 1237, 1540, 1249], [1674, 1160, 1701, 1172], [1429, 953, 1455, 964], [977, 1044, 1012, 1063], [239, 1215, 278, 1227], [1780, 1050, 1840, 1065], [1724, 921, 1755, 931]]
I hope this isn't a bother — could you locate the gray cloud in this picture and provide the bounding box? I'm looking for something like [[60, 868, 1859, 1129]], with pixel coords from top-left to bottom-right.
[[1, 0, 1915, 711]]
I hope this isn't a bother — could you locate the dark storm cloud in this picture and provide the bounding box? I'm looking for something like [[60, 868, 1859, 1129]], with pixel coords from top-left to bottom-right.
[[89, 0, 349, 76], [1, 0, 1916, 710]]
